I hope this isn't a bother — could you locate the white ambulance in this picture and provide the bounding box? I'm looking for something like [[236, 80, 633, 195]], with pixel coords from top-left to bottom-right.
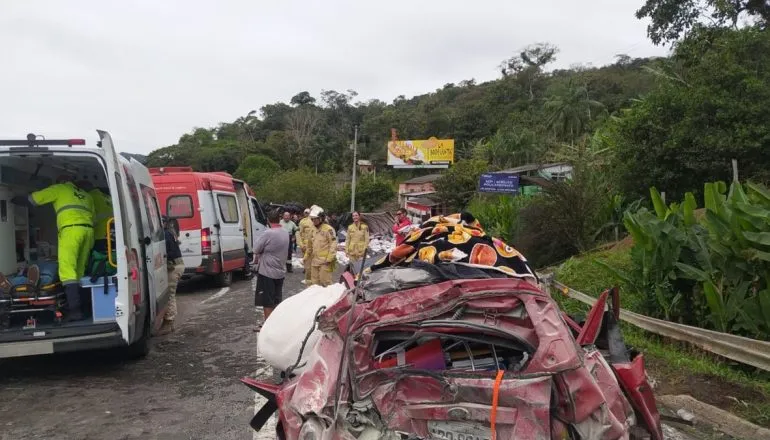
[[0, 131, 168, 359]]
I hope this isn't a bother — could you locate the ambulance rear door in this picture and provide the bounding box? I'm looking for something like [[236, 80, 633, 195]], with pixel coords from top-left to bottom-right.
[[129, 160, 169, 327], [97, 130, 137, 344]]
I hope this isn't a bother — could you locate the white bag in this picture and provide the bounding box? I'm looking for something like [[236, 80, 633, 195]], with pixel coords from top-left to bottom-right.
[[257, 283, 346, 373]]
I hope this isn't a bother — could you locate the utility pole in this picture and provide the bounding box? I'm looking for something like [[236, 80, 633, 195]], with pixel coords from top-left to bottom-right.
[[350, 125, 359, 212]]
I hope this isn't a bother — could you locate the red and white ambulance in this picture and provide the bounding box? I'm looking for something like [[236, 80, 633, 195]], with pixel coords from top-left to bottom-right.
[[150, 167, 267, 286]]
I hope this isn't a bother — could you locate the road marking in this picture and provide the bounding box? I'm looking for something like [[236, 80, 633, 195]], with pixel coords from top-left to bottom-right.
[[252, 364, 277, 440], [201, 287, 229, 304]]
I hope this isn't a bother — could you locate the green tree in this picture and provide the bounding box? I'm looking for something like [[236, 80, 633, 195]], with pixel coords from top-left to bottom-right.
[[233, 155, 280, 187], [608, 26, 770, 200], [637, 0, 770, 45], [545, 81, 606, 144], [434, 159, 488, 210]]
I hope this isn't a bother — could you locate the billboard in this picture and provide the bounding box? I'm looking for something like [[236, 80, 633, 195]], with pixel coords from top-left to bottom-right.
[[387, 137, 454, 168], [478, 173, 520, 194]]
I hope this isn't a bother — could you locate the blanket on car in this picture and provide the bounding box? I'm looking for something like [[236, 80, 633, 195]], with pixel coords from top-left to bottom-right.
[[367, 213, 536, 279]]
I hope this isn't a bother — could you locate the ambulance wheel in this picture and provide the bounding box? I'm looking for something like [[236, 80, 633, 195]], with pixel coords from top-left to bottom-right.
[[123, 311, 151, 360], [215, 271, 233, 287]]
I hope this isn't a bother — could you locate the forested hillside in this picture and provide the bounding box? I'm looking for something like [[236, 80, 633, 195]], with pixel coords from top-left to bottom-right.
[[147, 0, 770, 268], [145, 49, 658, 185]]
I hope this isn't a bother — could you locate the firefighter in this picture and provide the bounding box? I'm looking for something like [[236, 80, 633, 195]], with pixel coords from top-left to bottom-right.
[[345, 211, 369, 274], [296, 208, 314, 284], [14, 176, 94, 321], [77, 181, 112, 252], [308, 206, 337, 287]]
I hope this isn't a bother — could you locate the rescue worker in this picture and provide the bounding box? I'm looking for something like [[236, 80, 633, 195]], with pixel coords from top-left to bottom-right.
[[296, 208, 314, 285], [308, 206, 337, 287], [13, 175, 94, 321], [345, 211, 369, 274], [77, 181, 112, 252]]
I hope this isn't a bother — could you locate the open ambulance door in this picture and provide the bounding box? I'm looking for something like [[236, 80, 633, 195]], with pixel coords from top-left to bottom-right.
[[97, 130, 137, 344], [128, 159, 169, 330]]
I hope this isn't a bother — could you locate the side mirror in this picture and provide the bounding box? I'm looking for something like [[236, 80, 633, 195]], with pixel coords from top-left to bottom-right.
[[143, 236, 152, 246]]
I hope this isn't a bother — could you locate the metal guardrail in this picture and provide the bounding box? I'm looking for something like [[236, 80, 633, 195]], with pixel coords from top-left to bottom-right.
[[538, 274, 770, 372]]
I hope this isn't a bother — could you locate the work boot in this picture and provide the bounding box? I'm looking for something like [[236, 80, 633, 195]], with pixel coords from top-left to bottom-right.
[[156, 319, 175, 336], [64, 284, 85, 322], [26, 264, 40, 292]]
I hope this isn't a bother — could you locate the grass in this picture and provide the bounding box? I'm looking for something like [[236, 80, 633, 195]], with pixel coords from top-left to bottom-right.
[[552, 247, 770, 428]]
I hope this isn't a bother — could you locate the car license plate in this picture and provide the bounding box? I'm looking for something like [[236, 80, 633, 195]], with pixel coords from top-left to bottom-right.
[[427, 421, 492, 440]]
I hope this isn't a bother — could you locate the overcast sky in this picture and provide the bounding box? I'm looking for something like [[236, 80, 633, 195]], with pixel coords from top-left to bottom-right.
[[0, 0, 668, 155]]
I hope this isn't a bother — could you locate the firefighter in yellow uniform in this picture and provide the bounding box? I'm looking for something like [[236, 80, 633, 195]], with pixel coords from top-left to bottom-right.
[[78, 181, 112, 252], [296, 208, 315, 284], [345, 211, 369, 274], [22, 177, 94, 321], [89, 188, 112, 252], [308, 206, 337, 287]]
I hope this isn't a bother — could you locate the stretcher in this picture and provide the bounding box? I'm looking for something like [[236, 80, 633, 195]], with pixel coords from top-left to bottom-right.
[[0, 262, 65, 329]]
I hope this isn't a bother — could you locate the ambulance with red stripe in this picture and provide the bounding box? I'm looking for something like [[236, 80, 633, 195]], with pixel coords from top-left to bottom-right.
[[150, 167, 267, 287]]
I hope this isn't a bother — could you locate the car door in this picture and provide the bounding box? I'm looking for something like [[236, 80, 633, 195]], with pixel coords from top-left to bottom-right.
[[213, 191, 245, 272], [130, 160, 169, 320], [97, 130, 134, 344]]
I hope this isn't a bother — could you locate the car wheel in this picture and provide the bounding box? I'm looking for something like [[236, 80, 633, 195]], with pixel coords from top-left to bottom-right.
[[123, 309, 151, 360], [215, 271, 233, 287]]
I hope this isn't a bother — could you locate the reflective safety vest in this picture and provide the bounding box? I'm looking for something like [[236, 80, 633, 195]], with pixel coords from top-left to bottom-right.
[[31, 182, 94, 230], [311, 223, 337, 266], [89, 188, 113, 239], [346, 222, 369, 258]]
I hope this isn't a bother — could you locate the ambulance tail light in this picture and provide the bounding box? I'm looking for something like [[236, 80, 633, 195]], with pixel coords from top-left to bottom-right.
[[127, 249, 142, 306], [201, 228, 212, 255]]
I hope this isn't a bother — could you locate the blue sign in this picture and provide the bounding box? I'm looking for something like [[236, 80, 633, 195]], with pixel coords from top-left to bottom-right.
[[478, 173, 520, 194]]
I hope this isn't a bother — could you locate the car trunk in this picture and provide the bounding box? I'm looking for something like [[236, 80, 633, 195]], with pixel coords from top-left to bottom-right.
[[0, 153, 121, 338], [330, 278, 635, 439]]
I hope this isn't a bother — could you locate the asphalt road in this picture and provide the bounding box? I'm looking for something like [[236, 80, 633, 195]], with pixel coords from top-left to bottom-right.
[[0, 268, 721, 440], [0, 271, 307, 440]]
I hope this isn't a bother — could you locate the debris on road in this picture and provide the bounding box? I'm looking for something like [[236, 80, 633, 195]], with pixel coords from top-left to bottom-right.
[[677, 409, 696, 423]]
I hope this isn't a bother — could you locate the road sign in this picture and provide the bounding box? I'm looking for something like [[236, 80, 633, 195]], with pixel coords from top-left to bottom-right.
[[478, 173, 520, 194]]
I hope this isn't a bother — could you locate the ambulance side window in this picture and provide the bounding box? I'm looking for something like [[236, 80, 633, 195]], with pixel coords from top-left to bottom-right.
[[252, 199, 266, 226], [167, 195, 193, 219], [217, 195, 239, 224], [123, 168, 144, 240], [140, 185, 163, 243]]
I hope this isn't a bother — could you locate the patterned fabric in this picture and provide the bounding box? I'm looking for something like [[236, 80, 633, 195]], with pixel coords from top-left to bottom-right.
[[367, 213, 536, 279]]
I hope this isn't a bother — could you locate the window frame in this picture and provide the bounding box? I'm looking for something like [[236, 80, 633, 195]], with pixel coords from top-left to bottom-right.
[[166, 195, 194, 219], [217, 194, 240, 224], [140, 184, 164, 243]]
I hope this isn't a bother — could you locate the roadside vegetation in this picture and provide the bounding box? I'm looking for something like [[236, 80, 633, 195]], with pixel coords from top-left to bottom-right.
[[553, 246, 770, 428]]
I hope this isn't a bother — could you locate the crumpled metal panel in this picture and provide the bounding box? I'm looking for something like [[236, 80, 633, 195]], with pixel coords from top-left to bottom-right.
[[368, 375, 553, 439], [288, 333, 345, 416]]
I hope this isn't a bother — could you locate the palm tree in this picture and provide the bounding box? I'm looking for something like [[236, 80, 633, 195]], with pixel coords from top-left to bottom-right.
[[545, 81, 606, 145]]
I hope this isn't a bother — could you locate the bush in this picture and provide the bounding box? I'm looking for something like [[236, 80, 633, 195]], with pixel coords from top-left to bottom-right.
[[467, 194, 532, 244], [516, 175, 606, 268], [343, 175, 396, 212], [256, 169, 341, 210], [603, 182, 770, 339], [234, 154, 280, 188], [435, 159, 488, 211]]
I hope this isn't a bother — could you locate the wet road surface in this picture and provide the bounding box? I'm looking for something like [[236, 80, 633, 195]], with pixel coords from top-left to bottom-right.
[[0, 272, 307, 440], [0, 269, 723, 440]]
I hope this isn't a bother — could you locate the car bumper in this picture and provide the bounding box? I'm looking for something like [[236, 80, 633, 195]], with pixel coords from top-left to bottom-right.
[[0, 323, 124, 359]]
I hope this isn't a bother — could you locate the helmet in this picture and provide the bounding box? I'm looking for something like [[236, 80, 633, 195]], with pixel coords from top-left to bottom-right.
[[308, 205, 324, 218]]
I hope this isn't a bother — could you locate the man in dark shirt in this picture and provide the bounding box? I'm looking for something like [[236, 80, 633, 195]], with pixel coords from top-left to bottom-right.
[[159, 216, 185, 335]]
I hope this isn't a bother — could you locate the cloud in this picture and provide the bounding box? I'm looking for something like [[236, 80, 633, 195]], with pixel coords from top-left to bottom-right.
[[0, 0, 668, 154]]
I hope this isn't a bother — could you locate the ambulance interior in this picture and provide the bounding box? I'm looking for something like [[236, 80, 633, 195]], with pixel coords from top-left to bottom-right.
[[0, 154, 116, 332]]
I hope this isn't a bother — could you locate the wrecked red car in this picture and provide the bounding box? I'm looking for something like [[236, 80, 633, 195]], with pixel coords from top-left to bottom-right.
[[244, 215, 662, 439]]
